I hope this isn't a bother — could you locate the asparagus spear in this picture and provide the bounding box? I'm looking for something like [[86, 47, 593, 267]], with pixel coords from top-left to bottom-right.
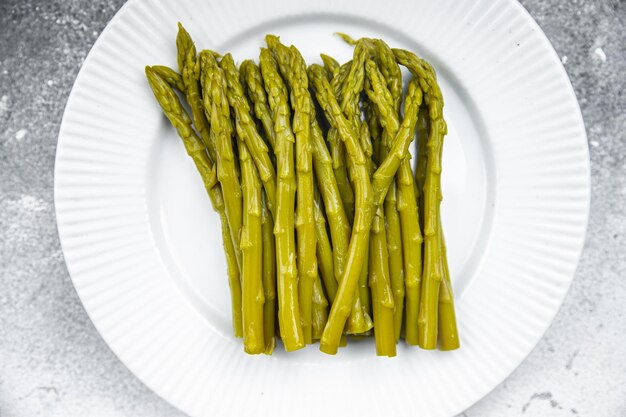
[[415, 106, 430, 223], [364, 58, 423, 345], [266, 38, 317, 344], [369, 204, 396, 356], [220, 54, 278, 219], [290, 48, 318, 342], [261, 190, 277, 354], [438, 216, 459, 350], [338, 44, 375, 328], [269, 37, 371, 336], [328, 59, 356, 224], [311, 104, 370, 335], [327, 127, 355, 223], [259, 48, 304, 351], [309, 64, 373, 353], [312, 274, 329, 340], [384, 171, 405, 341], [204, 64, 244, 276], [362, 42, 406, 341], [314, 184, 337, 303], [145, 67, 243, 337], [240, 60, 277, 151], [414, 106, 458, 349], [310, 64, 422, 353], [239, 136, 265, 354], [358, 123, 373, 320], [393, 48, 455, 349], [176, 24, 213, 160]]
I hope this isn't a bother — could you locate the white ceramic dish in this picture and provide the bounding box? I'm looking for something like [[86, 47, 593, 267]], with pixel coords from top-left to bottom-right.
[[55, 0, 590, 416]]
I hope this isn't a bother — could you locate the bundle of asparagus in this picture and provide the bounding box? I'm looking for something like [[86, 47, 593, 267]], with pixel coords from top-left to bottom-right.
[[145, 24, 459, 356]]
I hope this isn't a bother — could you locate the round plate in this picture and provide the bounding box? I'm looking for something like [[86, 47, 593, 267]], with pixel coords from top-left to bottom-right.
[[54, 0, 590, 416]]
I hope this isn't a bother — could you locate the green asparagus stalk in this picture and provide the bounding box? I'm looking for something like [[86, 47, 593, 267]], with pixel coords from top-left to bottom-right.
[[328, 58, 356, 224], [269, 36, 370, 336], [261, 190, 277, 354], [176, 24, 213, 159], [358, 123, 373, 320], [310, 64, 422, 353], [371, 78, 422, 204], [309, 64, 374, 353], [314, 184, 337, 303], [259, 48, 304, 351], [240, 60, 277, 151], [327, 127, 355, 223], [393, 48, 452, 349], [290, 45, 319, 344], [145, 66, 243, 337], [339, 44, 374, 328], [365, 42, 406, 341], [369, 204, 396, 356], [312, 274, 329, 340], [415, 106, 430, 223], [384, 174, 405, 341], [220, 54, 278, 219], [311, 108, 370, 335], [239, 136, 265, 354], [364, 58, 423, 345], [265, 37, 317, 343], [438, 217, 459, 350], [204, 64, 244, 275]]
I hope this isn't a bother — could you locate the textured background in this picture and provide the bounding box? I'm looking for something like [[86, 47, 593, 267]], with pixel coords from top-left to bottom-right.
[[0, 0, 624, 416]]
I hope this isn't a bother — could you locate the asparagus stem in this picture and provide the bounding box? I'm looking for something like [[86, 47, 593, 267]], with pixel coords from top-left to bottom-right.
[[340, 44, 375, 332], [369, 205, 397, 357], [364, 44, 406, 342], [415, 106, 430, 224], [384, 177, 405, 341], [270, 36, 371, 337], [313, 185, 337, 303], [310, 61, 422, 353], [327, 127, 355, 223], [312, 274, 329, 340], [266, 37, 317, 344], [309, 64, 372, 353], [176, 25, 214, 160], [220, 211, 244, 338], [220, 54, 278, 219], [240, 60, 277, 152], [291, 46, 318, 345], [259, 48, 304, 351], [438, 217, 459, 350], [261, 190, 277, 354], [239, 137, 265, 354], [393, 48, 447, 349], [145, 67, 242, 337], [204, 64, 244, 274], [358, 123, 373, 320], [311, 102, 368, 335], [364, 56, 425, 344]]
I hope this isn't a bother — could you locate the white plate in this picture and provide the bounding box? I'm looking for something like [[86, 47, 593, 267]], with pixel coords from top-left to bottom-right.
[[54, 0, 590, 416]]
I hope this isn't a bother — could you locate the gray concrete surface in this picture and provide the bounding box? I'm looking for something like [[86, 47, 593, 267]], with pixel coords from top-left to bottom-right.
[[0, 0, 624, 416]]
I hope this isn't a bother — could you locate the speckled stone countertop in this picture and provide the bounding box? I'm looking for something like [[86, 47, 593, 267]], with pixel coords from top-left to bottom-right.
[[1, 0, 624, 416]]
